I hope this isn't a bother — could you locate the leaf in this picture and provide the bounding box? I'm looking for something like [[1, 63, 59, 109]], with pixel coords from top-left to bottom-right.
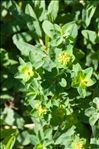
[[19, 57, 25, 65], [39, 0, 46, 21], [29, 49, 46, 69], [13, 39, 34, 56], [84, 67, 93, 78], [30, 135, 39, 145], [6, 135, 15, 149], [55, 126, 75, 145], [62, 22, 78, 39], [0, 94, 13, 100], [74, 48, 85, 60], [93, 97, 99, 110], [25, 4, 42, 37], [72, 63, 81, 76], [42, 20, 54, 38], [59, 78, 67, 87], [90, 138, 99, 145], [1, 129, 16, 143], [33, 0, 46, 21], [47, 0, 59, 22], [12, 31, 34, 43], [44, 128, 52, 140], [82, 30, 96, 44], [3, 108, 15, 125], [86, 78, 96, 87], [77, 87, 86, 98], [82, 4, 96, 28], [85, 97, 99, 126], [17, 131, 31, 146], [42, 56, 55, 71]]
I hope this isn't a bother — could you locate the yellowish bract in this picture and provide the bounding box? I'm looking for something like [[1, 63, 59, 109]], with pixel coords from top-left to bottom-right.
[[19, 64, 34, 82], [79, 76, 87, 88]]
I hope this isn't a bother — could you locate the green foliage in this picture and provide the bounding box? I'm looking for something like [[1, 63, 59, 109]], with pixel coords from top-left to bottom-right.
[[0, 0, 99, 149]]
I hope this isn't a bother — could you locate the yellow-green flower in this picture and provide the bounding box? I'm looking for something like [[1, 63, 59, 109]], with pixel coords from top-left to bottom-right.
[[79, 76, 87, 88], [58, 51, 71, 66], [77, 71, 88, 88], [35, 144, 43, 149], [35, 103, 47, 117], [73, 70, 93, 89], [71, 135, 86, 149], [18, 63, 34, 82], [18, 0, 22, 9], [72, 143, 83, 149], [72, 64, 95, 97]]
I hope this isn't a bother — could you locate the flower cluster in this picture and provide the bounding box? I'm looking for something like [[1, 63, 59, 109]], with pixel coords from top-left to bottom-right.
[[18, 62, 34, 82], [58, 51, 71, 66], [35, 103, 47, 117], [72, 64, 95, 97], [71, 135, 86, 149]]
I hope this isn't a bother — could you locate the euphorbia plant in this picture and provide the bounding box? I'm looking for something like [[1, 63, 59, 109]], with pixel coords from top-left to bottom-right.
[[1, 0, 99, 149]]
